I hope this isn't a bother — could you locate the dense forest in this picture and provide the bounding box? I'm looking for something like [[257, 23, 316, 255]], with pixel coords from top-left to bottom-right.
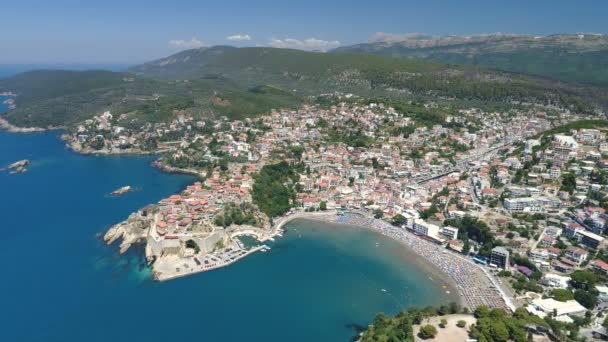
[[251, 161, 303, 218]]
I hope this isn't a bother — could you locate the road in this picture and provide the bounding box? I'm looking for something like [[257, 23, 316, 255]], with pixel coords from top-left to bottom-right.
[[416, 137, 520, 184]]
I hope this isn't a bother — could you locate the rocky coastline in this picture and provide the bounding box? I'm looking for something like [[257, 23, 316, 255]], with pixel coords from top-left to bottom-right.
[[111, 185, 132, 195], [2, 159, 30, 174], [61, 134, 157, 156], [2, 98, 16, 110], [150, 160, 206, 179], [0, 117, 61, 133]]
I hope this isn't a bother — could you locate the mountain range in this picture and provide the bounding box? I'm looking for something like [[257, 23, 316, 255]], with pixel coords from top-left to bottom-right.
[[335, 33, 608, 87], [1, 36, 608, 128]]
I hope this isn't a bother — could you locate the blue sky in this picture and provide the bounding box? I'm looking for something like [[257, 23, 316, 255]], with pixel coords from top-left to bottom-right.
[[2, 0, 607, 65]]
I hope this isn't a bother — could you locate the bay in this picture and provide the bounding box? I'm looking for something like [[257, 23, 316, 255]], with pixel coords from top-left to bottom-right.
[[0, 97, 451, 341]]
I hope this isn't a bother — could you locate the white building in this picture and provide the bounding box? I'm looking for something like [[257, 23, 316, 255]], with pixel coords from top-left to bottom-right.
[[527, 298, 586, 322], [440, 226, 459, 241], [541, 273, 571, 289], [412, 219, 440, 239], [528, 248, 550, 261], [554, 135, 579, 149], [503, 197, 540, 212]]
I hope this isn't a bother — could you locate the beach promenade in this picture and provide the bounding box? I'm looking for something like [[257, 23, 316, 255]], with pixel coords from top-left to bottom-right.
[[152, 209, 517, 312]]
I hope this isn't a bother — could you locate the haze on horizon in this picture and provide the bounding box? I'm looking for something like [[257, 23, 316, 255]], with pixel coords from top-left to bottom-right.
[[2, 0, 608, 65]]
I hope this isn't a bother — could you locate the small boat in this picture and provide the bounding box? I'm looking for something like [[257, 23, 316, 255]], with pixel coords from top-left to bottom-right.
[[381, 288, 386, 292]]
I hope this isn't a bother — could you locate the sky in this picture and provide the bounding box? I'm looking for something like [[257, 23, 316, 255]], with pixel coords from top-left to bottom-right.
[[1, 0, 607, 65]]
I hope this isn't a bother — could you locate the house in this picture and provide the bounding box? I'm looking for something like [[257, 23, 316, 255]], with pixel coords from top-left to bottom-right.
[[448, 240, 464, 253], [579, 230, 605, 250], [481, 188, 496, 198], [564, 246, 588, 265], [539, 236, 556, 247], [552, 258, 576, 273], [440, 226, 459, 240], [518, 265, 534, 278], [591, 260, 608, 275], [541, 273, 570, 289], [563, 223, 585, 240], [528, 248, 550, 261], [545, 226, 563, 238], [546, 246, 561, 258]]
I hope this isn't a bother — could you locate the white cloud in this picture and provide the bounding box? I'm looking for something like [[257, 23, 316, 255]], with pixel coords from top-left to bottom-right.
[[226, 34, 252, 41], [268, 37, 341, 51], [168, 37, 206, 49]]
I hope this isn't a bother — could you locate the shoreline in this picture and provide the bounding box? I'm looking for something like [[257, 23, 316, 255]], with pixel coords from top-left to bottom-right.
[[60, 134, 160, 156], [272, 211, 513, 311], [0, 116, 62, 133], [150, 160, 206, 179], [1, 125, 510, 310], [278, 213, 461, 306], [290, 216, 463, 306]]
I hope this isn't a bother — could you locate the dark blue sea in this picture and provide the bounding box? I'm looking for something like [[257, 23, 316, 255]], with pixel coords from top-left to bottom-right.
[[0, 97, 450, 341]]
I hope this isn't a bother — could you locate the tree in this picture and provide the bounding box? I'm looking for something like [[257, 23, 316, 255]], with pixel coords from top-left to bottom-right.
[[374, 209, 384, 219], [456, 320, 466, 328], [490, 321, 509, 342], [419, 324, 438, 339], [440, 319, 448, 328], [550, 289, 574, 302], [392, 214, 407, 226], [497, 270, 512, 277], [462, 238, 471, 255], [570, 270, 599, 289], [474, 305, 490, 319], [319, 201, 327, 211], [574, 289, 598, 309], [561, 173, 577, 194]]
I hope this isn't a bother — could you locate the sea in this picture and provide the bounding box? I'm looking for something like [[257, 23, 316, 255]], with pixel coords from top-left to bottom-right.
[[0, 91, 451, 341]]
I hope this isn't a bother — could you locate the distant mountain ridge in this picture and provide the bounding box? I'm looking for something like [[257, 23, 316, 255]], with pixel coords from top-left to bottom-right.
[[2, 44, 608, 128], [335, 33, 608, 86], [129, 45, 239, 78]]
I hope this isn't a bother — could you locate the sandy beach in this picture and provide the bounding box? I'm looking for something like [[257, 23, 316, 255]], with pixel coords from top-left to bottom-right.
[[288, 216, 462, 306], [276, 211, 510, 310]]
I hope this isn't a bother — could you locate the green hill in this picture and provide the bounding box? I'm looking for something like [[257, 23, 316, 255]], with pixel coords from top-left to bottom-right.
[[2, 45, 608, 128], [335, 33, 608, 87], [128, 46, 608, 112], [0, 70, 136, 127]]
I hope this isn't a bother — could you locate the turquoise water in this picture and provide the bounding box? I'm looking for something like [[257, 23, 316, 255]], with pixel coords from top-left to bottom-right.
[[0, 97, 449, 341]]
